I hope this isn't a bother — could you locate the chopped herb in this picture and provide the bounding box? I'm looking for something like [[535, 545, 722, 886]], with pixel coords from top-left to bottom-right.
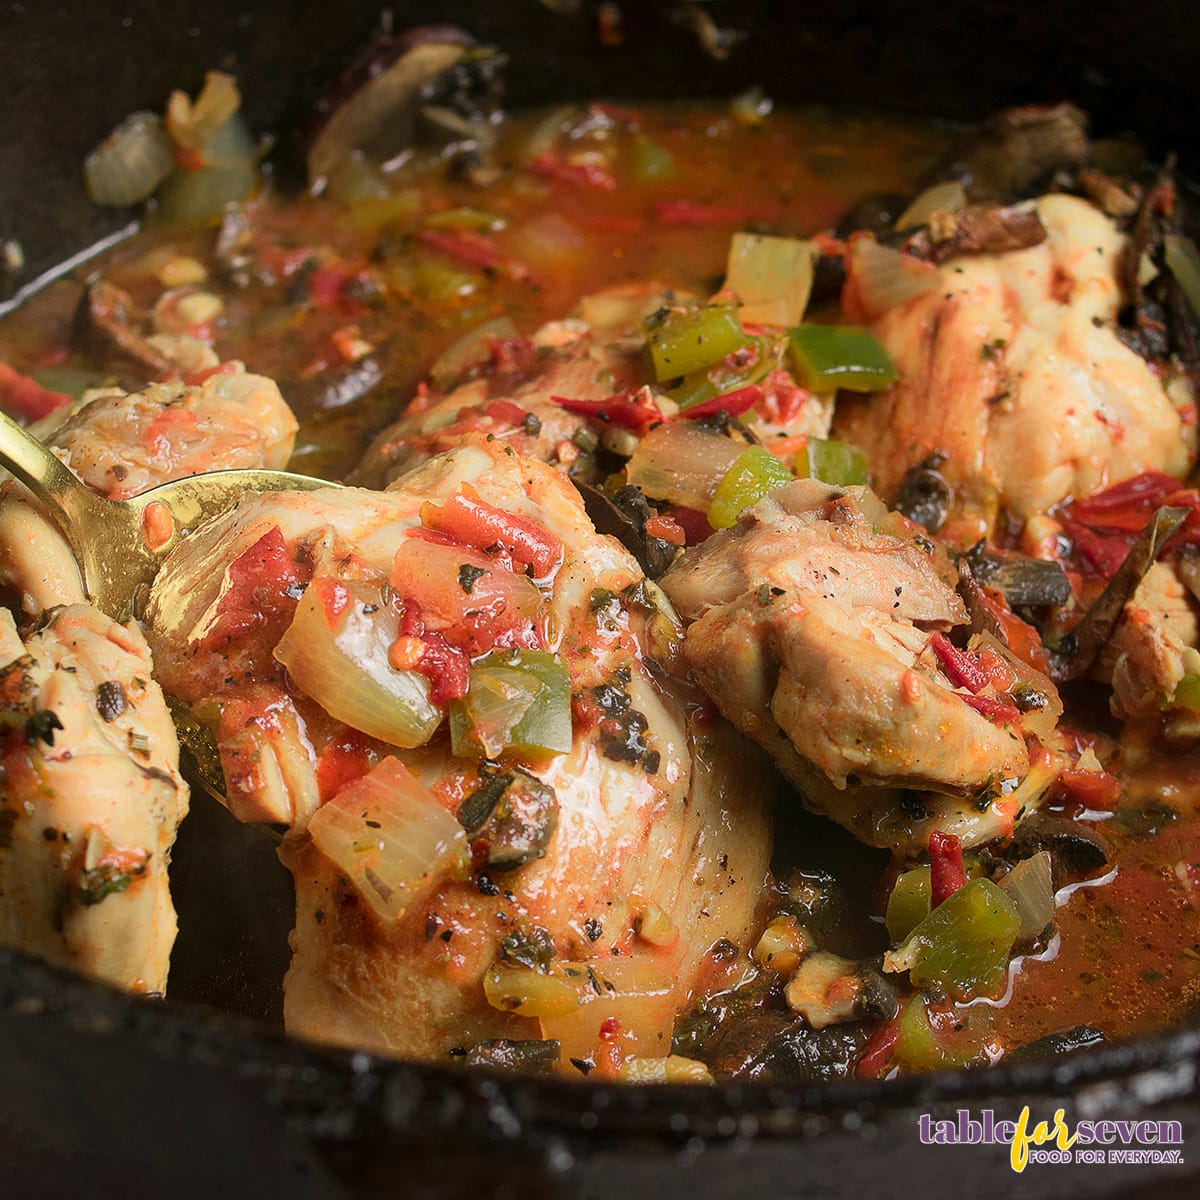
[[499, 924, 556, 971], [584, 917, 603, 942], [79, 857, 146, 907], [25, 709, 63, 746], [458, 563, 487, 594]]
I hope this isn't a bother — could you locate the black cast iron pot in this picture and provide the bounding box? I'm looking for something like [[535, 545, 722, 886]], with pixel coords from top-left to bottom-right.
[[1, 3, 1198, 1197]]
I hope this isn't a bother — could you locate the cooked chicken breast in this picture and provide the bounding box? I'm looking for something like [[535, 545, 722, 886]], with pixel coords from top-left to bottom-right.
[[0, 605, 187, 992], [661, 478, 1062, 851], [834, 194, 1195, 543], [145, 434, 773, 1067]]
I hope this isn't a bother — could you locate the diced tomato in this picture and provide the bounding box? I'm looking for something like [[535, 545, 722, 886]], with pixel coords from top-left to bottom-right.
[[1054, 767, 1122, 811], [1064, 471, 1182, 532], [678, 384, 762, 420], [551, 387, 663, 434], [960, 692, 1021, 723], [644, 512, 686, 546], [193, 526, 304, 650], [416, 228, 530, 280], [307, 266, 351, 308], [1059, 471, 1200, 579], [755, 369, 810, 426], [527, 152, 617, 191], [666, 505, 714, 546], [315, 731, 373, 803], [390, 536, 545, 655], [421, 489, 563, 579], [0, 362, 70, 422], [487, 336, 539, 377], [977, 587, 1052, 673], [856, 1018, 900, 1079], [396, 602, 471, 703], [653, 199, 765, 226], [484, 398, 534, 428], [929, 831, 968, 908]]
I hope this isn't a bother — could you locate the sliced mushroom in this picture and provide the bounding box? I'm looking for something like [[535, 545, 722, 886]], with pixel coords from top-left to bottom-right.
[[1005, 812, 1111, 888], [457, 769, 558, 871], [937, 103, 1089, 200], [574, 482, 677, 580], [308, 27, 503, 190], [706, 1009, 876, 1083], [964, 542, 1072, 608], [784, 950, 899, 1029], [72, 279, 175, 380]]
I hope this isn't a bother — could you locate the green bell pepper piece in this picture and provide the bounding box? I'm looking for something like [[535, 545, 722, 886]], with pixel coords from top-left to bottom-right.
[[450, 650, 572, 759], [795, 437, 869, 486], [707, 446, 793, 529], [1172, 672, 1200, 713], [894, 995, 987, 1073], [885, 866, 931, 943], [787, 324, 898, 392], [899, 877, 1020, 1001], [629, 133, 676, 181], [644, 305, 748, 382]]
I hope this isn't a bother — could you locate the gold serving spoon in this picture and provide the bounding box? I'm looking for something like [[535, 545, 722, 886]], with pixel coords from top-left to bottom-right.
[[0, 409, 339, 802]]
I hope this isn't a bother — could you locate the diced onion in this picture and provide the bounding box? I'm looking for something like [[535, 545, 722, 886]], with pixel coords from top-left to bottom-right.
[[307, 757, 467, 933], [998, 851, 1055, 944], [429, 316, 520, 389], [848, 235, 941, 318], [619, 1056, 714, 1084], [538, 956, 676, 1066], [484, 963, 582, 1019], [84, 111, 175, 207], [626, 421, 744, 509], [166, 70, 243, 151], [275, 578, 442, 748], [895, 180, 968, 232], [723, 232, 815, 327]]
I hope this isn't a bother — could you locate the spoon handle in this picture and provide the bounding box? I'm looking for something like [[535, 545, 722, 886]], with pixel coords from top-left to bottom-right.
[[0, 410, 85, 502]]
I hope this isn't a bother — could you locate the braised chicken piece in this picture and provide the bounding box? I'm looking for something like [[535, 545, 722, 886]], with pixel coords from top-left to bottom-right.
[[37, 361, 297, 500], [0, 361, 298, 621], [144, 434, 773, 1067], [0, 605, 187, 992], [834, 194, 1196, 544], [661, 478, 1063, 852]]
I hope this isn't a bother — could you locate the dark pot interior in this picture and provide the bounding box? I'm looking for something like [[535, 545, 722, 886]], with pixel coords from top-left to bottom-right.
[[1, 2, 1198, 1197]]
